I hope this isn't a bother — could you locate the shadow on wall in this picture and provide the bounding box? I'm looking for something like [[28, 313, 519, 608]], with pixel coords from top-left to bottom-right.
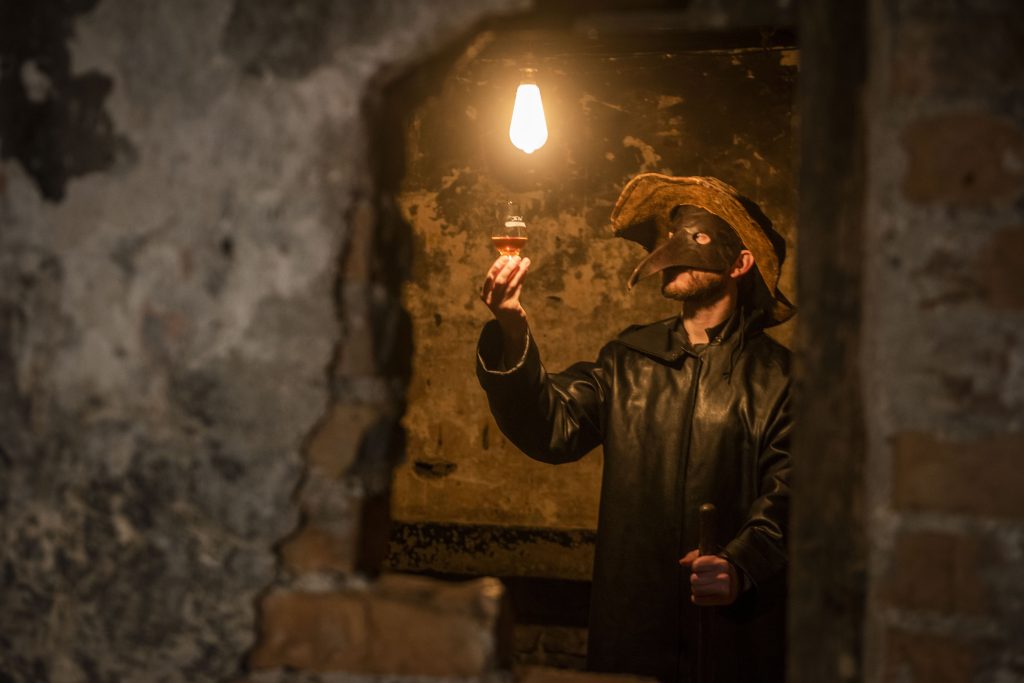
[[0, 1, 137, 200]]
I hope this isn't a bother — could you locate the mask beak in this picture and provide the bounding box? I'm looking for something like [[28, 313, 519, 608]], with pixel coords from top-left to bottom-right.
[[625, 228, 734, 290], [626, 250, 668, 290]]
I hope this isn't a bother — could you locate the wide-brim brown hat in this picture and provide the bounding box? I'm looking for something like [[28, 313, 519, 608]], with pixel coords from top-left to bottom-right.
[[610, 173, 795, 326]]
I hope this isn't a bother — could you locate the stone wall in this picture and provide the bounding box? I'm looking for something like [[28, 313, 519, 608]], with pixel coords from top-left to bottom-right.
[[0, 0, 527, 680], [862, 0, 1024, 680]]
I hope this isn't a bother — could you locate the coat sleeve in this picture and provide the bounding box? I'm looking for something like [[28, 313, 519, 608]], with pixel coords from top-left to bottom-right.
[[720, 384, 791, 589], [476, 320, 608, 464]]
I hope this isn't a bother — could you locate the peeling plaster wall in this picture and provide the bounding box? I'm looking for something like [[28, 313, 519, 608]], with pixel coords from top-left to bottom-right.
[[0, 0, 529, 680], [391, 41, 799, 534]]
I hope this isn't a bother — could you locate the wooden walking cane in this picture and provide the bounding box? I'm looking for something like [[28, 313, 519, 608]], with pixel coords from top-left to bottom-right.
[[697, 503, 717, 683]]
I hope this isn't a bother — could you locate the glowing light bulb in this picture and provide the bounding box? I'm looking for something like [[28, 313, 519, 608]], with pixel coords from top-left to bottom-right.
[[509, 74, 548, 154]]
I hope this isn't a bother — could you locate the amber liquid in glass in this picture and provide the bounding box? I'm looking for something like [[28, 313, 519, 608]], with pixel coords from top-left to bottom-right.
[[492, 235, 528, 257]]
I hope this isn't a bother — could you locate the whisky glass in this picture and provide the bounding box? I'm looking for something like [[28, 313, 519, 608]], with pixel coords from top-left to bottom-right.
[[492, 200, 528, 257]]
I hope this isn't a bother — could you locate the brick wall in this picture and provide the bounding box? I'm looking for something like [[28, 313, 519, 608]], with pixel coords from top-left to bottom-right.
[[863, 1, 1024, 681]]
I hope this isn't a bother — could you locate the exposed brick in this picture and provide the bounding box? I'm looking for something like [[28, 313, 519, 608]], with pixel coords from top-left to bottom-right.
[[892, 432, 1024, 518], [901, 114, 1024, 205], [279, 522, 356, 574], [977, 227, 1024, 309], [333, 324, 379, 380], [878, 530, 991, 615], [306, 403, 380, 478], [339, 199, 377, 282], [291, 479, 398, 574], [883, 630, 975, 683], [916, 227, 1024, 310], [250, 574, 508, 676]]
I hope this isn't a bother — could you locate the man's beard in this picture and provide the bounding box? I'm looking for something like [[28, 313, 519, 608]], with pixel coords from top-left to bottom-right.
[[660, 266, 729, 304]]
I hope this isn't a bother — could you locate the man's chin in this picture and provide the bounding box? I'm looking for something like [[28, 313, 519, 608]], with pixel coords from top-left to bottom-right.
[[660, 268, 728, 303], [660, 268, 690, 294], [661, 282, 700, 302], [661, 284, 686, 301]]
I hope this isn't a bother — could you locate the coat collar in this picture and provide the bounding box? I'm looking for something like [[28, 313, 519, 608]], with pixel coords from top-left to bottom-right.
[[614, 307, 752, 362], [615, 317, 682, 362]]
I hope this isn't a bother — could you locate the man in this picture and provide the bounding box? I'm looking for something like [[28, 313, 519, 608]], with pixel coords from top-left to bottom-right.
[[476, 175, 794, 683]]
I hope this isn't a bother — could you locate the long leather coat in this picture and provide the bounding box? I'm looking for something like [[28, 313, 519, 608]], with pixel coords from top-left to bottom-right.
[[476, 308, 791, 683]]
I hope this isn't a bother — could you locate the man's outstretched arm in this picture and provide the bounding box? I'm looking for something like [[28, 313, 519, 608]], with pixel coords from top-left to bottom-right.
[[476, 255, 607, 464]]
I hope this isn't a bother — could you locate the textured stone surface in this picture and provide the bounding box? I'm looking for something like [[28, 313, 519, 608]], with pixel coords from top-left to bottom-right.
[[249, 575, 508, 676], [0, 0, 340, 666], [901, 113, 1024, 205], [0, 1, 136, 200], [0, 0, 529, 680], [888, 18, 1024, 100]]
